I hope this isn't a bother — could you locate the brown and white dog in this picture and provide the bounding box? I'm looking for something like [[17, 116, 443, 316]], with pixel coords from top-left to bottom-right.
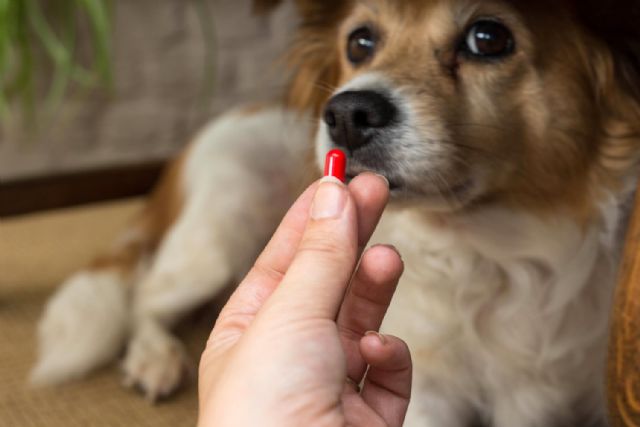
[[32, 1, 640, 426]]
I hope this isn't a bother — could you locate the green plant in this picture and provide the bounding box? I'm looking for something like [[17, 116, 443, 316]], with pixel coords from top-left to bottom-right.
[[0, 0, 112, 119]]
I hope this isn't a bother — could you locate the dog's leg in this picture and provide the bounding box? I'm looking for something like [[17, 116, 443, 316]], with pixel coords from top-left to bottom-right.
[[121, 107, 313, 400], [121, 195, 241, 401]]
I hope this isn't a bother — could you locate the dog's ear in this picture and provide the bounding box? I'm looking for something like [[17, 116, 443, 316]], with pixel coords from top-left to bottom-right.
[[254, 0, 352, 114], [284, 1, 352, 114], [575, 0, 640, 181], [577, 0, 640, 104]]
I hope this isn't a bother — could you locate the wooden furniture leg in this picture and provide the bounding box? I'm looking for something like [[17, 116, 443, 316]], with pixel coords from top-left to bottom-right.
[[609, 187, 640, 426]]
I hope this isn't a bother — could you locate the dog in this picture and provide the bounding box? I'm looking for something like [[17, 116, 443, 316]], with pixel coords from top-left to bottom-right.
[[32, 0, 640, 425]]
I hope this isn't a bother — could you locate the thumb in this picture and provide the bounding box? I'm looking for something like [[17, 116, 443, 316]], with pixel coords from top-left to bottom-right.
[[261, 177, 359, 321]]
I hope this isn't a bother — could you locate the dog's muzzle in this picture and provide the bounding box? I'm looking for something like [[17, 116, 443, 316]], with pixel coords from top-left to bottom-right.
[[323, 90, 397, 151]]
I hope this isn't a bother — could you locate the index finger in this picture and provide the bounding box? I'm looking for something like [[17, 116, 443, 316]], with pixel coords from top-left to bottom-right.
[[211, 182, 318, 338], [213, 173, 389, 336], [261, 174, 389, 321]]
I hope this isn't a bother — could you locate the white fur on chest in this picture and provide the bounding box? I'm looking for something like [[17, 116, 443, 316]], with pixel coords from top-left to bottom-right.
[[375, 202, 621, 423]]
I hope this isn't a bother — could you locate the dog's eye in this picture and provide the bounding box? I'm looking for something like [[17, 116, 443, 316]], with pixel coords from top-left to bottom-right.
[[347, 27, 377, 65], [463, 20, 515, 58]]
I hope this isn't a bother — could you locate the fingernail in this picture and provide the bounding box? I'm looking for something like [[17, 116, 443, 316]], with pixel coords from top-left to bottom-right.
[[311, 177, 347, 220], [373, 244, 404, 263], [365, 330, 386, 345], [373, 244, 403, 261], [374, 173, 390, 188]]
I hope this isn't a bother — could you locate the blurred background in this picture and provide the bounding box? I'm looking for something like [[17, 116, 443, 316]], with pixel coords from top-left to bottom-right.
[[0, 1, 296, 425], [1, 0, 295, 182]]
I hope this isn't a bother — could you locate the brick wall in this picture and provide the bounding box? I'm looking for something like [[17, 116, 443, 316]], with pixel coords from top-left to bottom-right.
[[0, 0, 297, 181]]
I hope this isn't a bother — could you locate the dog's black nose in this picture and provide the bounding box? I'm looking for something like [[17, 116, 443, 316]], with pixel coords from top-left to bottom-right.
[[323, 90, 396, 150]]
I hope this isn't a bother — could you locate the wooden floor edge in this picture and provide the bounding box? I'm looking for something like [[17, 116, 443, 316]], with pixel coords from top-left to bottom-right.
[[0, 161, 166, 218]]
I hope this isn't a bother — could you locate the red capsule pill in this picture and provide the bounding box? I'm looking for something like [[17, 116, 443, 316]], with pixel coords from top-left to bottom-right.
[[324, 149, 347, 183]]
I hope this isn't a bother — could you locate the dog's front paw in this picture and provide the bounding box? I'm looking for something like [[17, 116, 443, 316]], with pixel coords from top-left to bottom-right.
[[122, 321, 192, 402]]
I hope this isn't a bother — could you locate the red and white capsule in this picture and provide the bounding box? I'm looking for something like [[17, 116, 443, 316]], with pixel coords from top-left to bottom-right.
[[324, 149, 347, 183]]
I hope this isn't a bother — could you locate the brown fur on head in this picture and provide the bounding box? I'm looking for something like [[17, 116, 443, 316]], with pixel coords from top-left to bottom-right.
[[259, 0, 640, 218]]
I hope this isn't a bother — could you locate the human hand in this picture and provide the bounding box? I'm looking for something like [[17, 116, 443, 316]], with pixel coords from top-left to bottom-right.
[[198, 173, 411, 427]]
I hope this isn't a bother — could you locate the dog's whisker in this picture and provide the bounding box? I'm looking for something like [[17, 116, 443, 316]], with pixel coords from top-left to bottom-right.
[[312, 82, 338, 95]]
